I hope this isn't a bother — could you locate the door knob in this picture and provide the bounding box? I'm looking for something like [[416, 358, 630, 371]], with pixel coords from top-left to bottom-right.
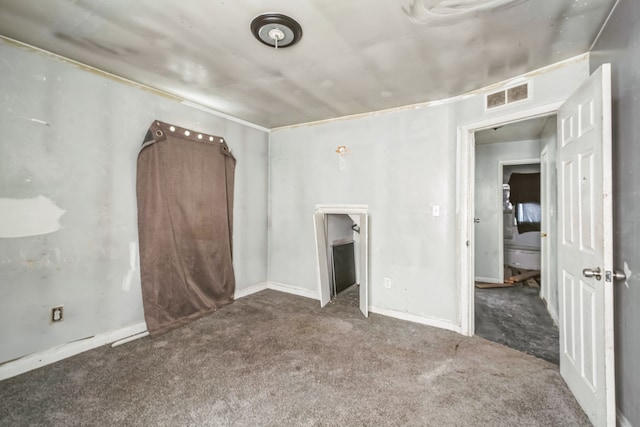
[[541, 233, 548, 238], [582, 267, 602, 281], [474, 218, 480, 224]]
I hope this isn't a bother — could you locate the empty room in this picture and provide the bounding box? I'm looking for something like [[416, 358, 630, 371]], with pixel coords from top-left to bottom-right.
[[0, 1, 638, 426]]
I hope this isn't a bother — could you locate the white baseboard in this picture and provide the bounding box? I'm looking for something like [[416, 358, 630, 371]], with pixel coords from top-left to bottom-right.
[[1, 284, 460, 381], [369, 306, 462, 334], [618, 409, 633, 427], [235, 281, 319, 301], [0, 321, 147, 381], [267, 281, 320, 300], [474, 276, 502, 284], [259, 281, 460, 333], [234, 282, 268, 299]]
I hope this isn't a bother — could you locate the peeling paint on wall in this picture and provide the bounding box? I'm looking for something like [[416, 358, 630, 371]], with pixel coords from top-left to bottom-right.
[[0, 196, 65, 238]]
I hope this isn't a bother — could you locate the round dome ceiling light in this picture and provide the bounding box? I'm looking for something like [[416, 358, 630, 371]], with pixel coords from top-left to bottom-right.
[[251, 13, 303, 49]]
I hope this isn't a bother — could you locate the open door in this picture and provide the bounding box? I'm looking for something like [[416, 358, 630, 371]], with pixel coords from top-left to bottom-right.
[[314, 212, 331, 307], [359, 214, 369, 317], [314, 207, 369, 316], [557, 64, 614, 426]]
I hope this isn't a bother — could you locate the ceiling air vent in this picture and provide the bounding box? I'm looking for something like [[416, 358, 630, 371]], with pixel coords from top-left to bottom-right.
[[486, 82, 529, 110], [507, 83, 528, 102], [487, 91, 506, 109]]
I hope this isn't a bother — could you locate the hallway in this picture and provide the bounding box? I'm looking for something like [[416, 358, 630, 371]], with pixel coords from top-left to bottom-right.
[[475, 285, 559, 364]]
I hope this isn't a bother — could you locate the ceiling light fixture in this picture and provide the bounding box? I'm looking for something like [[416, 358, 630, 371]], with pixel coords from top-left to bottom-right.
[[251, 13, 303, 49]]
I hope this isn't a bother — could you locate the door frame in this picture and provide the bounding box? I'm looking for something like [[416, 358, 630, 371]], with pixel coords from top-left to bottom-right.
[[457, 102, 562, 336], [497, 159, 541, 281], [313, 204, 369, 315], [539, 146, 553, 315]]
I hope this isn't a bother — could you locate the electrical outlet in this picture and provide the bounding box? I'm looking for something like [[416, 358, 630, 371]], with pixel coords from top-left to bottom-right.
[[51, 306, 63, 323], [384, 277, 392, 289]]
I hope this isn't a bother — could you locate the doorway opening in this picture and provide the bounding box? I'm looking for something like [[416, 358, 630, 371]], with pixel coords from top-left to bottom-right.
[[473, 118, 559, 362], [464, 110, 561, 364], [458, 66, 616, 426], [327, 214, 358, 300], [313, 205, 369, 317]]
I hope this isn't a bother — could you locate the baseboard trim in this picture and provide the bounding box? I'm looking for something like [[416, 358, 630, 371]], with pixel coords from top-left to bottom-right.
[[369, 306, 461, 333], [234, 282, 268, 299], [259, 282, 460, 332], [235, 281, 320, 301], [267, 281, 320, 300], [0, 321, 147, 381], [618, 409, 633, 427]]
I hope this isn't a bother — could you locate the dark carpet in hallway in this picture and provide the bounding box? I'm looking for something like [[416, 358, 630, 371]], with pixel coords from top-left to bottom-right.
[[475, 284, 560, 364], [0, 288, 585, 426]]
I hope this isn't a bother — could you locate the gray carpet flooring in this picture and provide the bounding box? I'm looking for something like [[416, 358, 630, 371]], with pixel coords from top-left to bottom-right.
[[475, 285, 560, 364], [0, 288, 588, 426]]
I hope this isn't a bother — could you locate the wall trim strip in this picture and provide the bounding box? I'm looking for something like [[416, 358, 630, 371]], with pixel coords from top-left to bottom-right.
[[2, 283, 464, 381], [369, 306, 462, 334], [234, 282, 269, 299], [266, 282, 320, 300], [0, 322, 147, 381]]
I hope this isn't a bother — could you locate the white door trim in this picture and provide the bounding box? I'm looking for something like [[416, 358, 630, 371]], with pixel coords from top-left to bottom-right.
[[457, 102, 562, 336], [314, 204, 369, 314], [540, 146, 550, 305]]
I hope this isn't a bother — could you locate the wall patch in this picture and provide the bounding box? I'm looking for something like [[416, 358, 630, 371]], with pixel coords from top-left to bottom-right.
[[0, 196, 65, 238]]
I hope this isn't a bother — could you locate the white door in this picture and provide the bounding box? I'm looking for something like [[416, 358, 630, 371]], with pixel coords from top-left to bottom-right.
[[314, 212, 331, 307], [359, 214, 369, 317], [540, 147, 550, 303], [557, 64, 614, 426]]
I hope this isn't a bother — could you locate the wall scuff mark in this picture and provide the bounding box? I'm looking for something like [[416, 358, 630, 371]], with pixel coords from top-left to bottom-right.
[[0, 196, 65, 238], [19, 116, 50, 126]]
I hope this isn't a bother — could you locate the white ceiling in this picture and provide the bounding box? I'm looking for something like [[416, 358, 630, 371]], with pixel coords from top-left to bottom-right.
[[0, 0, 617, 128]]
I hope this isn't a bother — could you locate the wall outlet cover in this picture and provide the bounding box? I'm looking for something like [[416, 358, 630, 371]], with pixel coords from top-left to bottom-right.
[[51, 306, 64, 323]]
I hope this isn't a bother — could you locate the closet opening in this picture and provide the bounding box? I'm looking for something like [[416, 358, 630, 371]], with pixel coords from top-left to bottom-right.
[[313, 205, 369, 317]]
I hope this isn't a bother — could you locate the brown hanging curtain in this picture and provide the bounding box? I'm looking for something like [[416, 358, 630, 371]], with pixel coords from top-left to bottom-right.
[[136, 120, 236, 336]]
